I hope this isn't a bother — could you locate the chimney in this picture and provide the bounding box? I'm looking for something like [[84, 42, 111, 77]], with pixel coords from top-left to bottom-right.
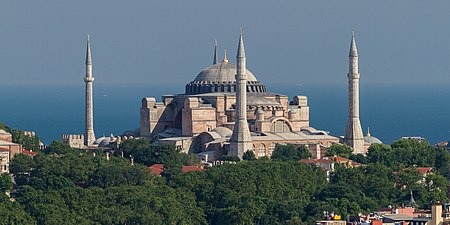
[[431, 202, 443, 225]]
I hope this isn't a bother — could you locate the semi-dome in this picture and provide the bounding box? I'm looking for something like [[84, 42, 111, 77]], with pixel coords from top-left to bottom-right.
[[98, 138, 111, 148], [247, 95, 281, 106], [94, 136, 108, 145], [212, 127, 233, 138], [185, 61, 267, 94]]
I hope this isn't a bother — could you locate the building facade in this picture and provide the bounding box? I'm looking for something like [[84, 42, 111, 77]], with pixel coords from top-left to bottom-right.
[[139, 32, 339, 159]]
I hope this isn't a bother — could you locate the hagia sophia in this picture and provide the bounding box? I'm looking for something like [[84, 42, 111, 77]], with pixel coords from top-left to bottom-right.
[[62, 31, 382, 162]]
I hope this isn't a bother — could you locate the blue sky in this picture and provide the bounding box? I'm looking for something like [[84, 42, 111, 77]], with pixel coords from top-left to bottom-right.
[[2, 1, 450, 87]]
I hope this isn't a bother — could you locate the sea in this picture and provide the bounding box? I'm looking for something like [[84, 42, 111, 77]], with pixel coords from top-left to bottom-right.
[[0, 83, 449, 146]]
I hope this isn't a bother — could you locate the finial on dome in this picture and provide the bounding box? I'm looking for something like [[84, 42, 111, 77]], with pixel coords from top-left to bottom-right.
[[222, 49, 228, 64], [366, 127, 371, 136]]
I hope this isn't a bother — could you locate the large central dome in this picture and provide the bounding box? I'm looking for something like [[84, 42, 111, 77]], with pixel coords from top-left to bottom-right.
[[194, 63, 258, 82], [185, 62, 266, 94]]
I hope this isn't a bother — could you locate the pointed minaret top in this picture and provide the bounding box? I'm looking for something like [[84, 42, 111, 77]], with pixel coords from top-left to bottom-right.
[[86, 34, 92, 65], [236, 29, 245, 58], [349, 31, 358, 57], [222, 49, 228, 64], [213, 39, 218, 65], [409, 190, 416, 207]]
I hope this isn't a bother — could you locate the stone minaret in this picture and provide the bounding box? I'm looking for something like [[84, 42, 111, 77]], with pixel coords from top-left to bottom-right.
[[230, 31, 252, 159], [343, 32, 364, 154], [84, 34, 96, 146]]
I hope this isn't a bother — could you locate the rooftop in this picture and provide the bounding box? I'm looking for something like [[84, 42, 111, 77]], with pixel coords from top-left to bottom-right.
[[149, 164, 205, 175]]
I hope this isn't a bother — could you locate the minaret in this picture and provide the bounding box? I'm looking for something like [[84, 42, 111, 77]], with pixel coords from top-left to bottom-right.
[[409, 190, 416, 207], [230, 30, 252, 159], [213, 39, 218, 65], [84, 34, 96, 146], [343, 32, 364, 154]]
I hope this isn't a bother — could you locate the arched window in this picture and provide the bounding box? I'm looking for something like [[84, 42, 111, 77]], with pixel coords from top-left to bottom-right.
[[270, 120, 291, 132], [258, 144, 266, 157], [268, 143, 276, 156]]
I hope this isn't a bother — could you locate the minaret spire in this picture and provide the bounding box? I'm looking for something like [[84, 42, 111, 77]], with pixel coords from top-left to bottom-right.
[[84, 34, 96, 146], [86, 34, 92, 66], [230, 30, 252, 159], [213, 39, 218, 65], [343, 32, 364, 154], [349, 31, 358, 57], [236, 28, 245, 58], [409, 189, 416, 207]]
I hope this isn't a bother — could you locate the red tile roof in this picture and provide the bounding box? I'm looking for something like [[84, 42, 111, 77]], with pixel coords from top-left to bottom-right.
[[326, 156, 350, 163], [21, 149, 38, 157], [300, 158, 333, 164], [149, 164, 164, 175], [149, 164, 205, 175], [301, 156, 357, 165], [395, 167, 434, 176], [300, 159, 318, 164], [416, 167, 432, 175], [181, 165, 204, 173]]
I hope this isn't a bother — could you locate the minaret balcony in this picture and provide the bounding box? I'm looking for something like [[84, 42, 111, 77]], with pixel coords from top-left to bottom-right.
[[84, 77, 95, 82]]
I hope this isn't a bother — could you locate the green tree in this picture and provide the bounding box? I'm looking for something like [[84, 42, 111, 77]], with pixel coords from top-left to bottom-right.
[[11, 147, 206, 225], [434, 146, 450, 177], [44, 141, 74, 155], [326, 143, 353, 158], [11, 130, 41, 152], [0, 173, 13, 193], [367, 143, 393, 165], [391, 139, 435, 168], [349, 154, 368, 164], [120, 139, 151, 164], [0, 122, 11, 133], [242, 150, 256, 160], [88, 158, 154, 188], [271, 144, 311, 161], [121, 139, 184, 172], [220, 155, 241, 162], [0, 201, 37, 225], [171, 160, 327, 224], [181, 153, 201, 166], [422, 174, 448, 207], [10, 154, 35, 175]]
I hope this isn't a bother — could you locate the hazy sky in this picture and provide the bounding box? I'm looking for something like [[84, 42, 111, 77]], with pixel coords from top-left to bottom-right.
[[2, 1, 450, 87]]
